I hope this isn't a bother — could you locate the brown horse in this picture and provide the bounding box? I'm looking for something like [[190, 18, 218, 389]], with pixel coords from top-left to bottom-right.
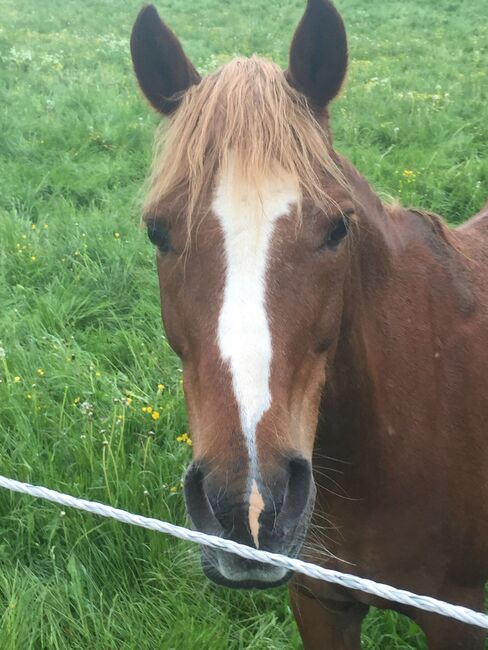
[[130, 1, 488, 648]]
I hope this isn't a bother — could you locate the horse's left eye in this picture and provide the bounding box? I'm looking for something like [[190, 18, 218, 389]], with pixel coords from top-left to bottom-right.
[[323, 211, 353, 250], [147, 221, 172, 253]]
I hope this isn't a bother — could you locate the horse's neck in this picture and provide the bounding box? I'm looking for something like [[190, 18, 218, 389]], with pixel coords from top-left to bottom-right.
[[315, 159, 471, 480]]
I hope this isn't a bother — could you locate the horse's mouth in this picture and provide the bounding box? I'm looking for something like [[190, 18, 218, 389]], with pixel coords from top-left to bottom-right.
[[191, 474, 315, 590], [200, 547, 294, 590], [198, 519, 311, 590]]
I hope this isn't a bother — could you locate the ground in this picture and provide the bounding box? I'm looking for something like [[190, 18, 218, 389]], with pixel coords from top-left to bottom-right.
[[0, 0, 486, 648]]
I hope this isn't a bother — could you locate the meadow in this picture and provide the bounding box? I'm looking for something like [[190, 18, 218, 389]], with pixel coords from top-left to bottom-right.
[[0, 0, 486, 647]]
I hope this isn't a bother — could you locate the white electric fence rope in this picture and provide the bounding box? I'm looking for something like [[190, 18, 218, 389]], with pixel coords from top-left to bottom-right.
[[0, 475, 487, 630]]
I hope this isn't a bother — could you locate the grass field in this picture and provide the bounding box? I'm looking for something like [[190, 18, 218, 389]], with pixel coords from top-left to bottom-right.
[[0, 0, 487, 647]]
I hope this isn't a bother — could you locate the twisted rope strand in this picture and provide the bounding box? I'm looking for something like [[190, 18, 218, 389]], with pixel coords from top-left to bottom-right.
[[0, 474, 486, 629]]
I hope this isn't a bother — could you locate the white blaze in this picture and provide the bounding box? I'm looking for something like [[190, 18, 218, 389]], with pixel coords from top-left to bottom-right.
[[249, 479, 265, 548], [213, 158, 298, 477]]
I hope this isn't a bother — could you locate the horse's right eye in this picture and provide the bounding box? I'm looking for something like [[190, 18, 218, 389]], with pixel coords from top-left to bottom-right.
[[147, 221, 172, 253]]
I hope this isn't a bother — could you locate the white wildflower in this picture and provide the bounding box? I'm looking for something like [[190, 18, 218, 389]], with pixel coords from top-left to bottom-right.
[[80, 401, 94, 417]]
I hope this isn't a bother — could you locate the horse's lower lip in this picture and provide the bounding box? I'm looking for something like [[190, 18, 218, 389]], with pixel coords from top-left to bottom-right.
[[201, 551, 293, 590]]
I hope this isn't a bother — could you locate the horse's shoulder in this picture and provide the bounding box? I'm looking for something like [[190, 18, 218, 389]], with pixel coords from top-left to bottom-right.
[[455, 201, 488, 236], [454, 203, 488, 269], [401, 207, 456, 257], [397, 206, 486, 316]]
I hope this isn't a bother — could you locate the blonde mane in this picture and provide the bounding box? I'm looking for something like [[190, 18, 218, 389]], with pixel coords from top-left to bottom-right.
[[144, 56, 346, 227]]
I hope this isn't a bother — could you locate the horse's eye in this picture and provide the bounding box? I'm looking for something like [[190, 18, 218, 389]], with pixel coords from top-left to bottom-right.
[[323, 211, 353, 250], [147, 221, 172, 253]]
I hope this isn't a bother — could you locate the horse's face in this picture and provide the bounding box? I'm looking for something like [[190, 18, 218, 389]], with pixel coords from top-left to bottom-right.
[[147, 178, 352, 587], [132, 0, 349, 588]]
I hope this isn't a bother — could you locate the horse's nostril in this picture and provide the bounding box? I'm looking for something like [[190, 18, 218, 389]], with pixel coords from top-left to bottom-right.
[[184, 456, 315, 552], [183, 462, 222, 535], [275, 456, 314, 535]]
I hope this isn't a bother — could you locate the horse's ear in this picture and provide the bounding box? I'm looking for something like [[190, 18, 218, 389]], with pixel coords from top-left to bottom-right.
[[287, 0, 348, 109], [130, 5, 201, 115]]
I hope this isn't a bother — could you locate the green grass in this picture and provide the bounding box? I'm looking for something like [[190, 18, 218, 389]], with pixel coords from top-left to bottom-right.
[[0, 0, 486, 647]]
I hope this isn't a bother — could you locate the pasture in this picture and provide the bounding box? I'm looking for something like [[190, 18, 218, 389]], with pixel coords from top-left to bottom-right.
[[0, 0, 487, 647]]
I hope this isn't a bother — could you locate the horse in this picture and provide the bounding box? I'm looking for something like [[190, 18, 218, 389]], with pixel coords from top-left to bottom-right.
[[130, 1, 488, 647]]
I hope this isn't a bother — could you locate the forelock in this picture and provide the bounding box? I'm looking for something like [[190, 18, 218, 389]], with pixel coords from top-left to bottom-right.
[[144, 55, 348, 232]]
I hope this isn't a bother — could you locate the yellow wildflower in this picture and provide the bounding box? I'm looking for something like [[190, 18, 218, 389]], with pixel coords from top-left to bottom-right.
[[176, 432, 192, 446], [31, 224, 37, 230], [114, 232, 120, 239], [151, 410, 160, 421], [157, 383, 165, 392], [37, 368, 45, 377], [14, 376, 21, 383], [402, 169, 416, 183]]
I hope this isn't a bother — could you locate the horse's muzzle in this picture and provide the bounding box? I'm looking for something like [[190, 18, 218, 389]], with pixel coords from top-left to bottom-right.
[[184, 455, 316, 589]]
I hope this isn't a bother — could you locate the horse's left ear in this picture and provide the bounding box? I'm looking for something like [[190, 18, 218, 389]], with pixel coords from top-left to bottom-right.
[[287, 0, 348, 109], [130, 5, 201, 115]]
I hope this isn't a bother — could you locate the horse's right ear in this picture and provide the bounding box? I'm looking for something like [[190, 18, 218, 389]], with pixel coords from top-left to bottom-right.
[[130, 5, 201, 115]]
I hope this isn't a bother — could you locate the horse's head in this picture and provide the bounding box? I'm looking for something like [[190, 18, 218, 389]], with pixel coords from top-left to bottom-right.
[[131, 0, 352, 588]]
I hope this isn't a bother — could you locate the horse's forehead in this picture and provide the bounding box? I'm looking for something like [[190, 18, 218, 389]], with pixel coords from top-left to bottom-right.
[[212, 161, 299, 227]]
